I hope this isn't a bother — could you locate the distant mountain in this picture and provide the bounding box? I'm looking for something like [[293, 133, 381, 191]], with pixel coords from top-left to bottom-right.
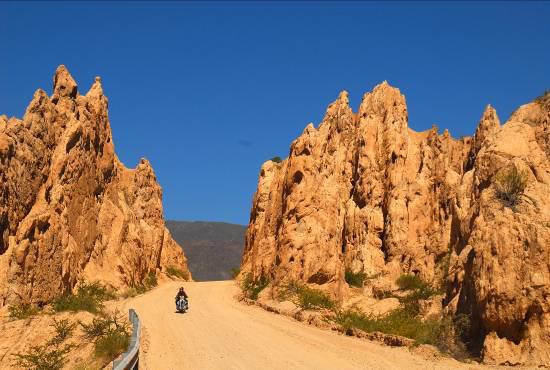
[[166, 221, 246, 281]]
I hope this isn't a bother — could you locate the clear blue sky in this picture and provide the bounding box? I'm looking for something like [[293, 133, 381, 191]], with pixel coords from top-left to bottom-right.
[[1, 2, 549, 225]]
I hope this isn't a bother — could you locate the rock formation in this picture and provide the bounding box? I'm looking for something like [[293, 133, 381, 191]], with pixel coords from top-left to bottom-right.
[[0, 66, 190, 306], [240, 83, 550, 366]]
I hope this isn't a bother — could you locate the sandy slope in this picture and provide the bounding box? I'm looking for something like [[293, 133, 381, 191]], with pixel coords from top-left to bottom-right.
[[122, 281, 498, 370]]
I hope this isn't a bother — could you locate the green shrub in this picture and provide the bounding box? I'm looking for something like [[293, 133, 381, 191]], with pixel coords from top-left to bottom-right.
[[230, 267, 241, 279], [80, 310, 130, 361], [11, 319, 76, 370], [119, 287, 138, 299], [270, 156, 282, 163], [395, 274, 437, 315], [80, 311, 129, 340], [11, 343, 74, 370], [241, 273, 270, 300], [52, 282, 114, 314], [396, 274, 427, 291], [135, 285, 148, 295], [8, 303, 39, 320], [373, 289, 395, 300], [494, 166, 528, 207], [278, 281, 336, 310], [345, 269, 367, 288], [144, 272, 158, 289], [166, 266, 189, 280], [50, 318, 77, 345], [295, 285, 335, 310], [333, 307, 452, 346], [94, 331, 130, 360]]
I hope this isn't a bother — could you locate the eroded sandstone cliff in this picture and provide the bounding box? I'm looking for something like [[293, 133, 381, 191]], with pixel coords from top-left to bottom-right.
[[0, 66, 190, 306], [240, 83, 550, 366]]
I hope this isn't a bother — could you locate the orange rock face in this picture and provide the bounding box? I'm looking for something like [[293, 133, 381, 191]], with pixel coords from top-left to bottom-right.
[[0, 66, 190, 306], [241, 83, 550, 366]]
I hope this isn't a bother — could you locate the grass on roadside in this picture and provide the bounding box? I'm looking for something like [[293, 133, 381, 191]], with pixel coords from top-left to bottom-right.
[[241, 273, 270, 300], [278, 281, 336, 310], [80, 310, 131, 361], [166, 266, 190, 280]]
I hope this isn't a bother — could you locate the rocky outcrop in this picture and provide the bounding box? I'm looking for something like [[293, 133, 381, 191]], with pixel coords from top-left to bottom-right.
[[0, 66, 190, 306], [241, 84, 550, 366]]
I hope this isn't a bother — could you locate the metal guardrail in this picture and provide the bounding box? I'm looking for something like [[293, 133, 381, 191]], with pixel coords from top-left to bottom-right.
[[113, 309, 141, 370]]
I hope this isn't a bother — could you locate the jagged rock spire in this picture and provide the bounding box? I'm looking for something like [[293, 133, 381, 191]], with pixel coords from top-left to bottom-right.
[[465, 104, 500, 170], [52, 65, 78, 100]]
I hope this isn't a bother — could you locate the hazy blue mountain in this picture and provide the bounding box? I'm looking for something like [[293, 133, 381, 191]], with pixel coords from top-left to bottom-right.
[[166, 221, 246, 281]]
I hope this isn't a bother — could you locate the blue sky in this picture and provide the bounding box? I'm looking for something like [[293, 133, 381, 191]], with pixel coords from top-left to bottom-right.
[[1, 2, 549, 225]]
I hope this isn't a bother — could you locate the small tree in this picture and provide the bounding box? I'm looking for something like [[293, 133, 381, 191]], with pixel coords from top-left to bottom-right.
[[270, 156, 282, 163], [494, 166, 528, 207]]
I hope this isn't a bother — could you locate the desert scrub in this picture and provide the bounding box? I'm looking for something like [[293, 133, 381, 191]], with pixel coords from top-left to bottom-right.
[[332, 274, 469, 350], [333, 305, 471, 354], [143, 271, 158, 289], [8, 303, 39, 320], [396, 274, 429, 291], [279, 281, 336, 310], [345, 269, 367, 288], [333, 307, 450, 345], [80, 310, 130, 361], [11, 319, 77, 370], [166, 266, 189, 280], [494, 166, 528, 207], [396, 274, 437, 315], [52, 282, 115, 314], [241, 273, 270, 300], [535, 90, 550, 110], [270, 156, 282, 163], [230, 267, 241, 279]]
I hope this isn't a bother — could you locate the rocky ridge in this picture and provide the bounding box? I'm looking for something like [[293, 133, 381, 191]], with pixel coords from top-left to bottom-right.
[[240, 83, 550, 366], [0, 66, 190, 306]]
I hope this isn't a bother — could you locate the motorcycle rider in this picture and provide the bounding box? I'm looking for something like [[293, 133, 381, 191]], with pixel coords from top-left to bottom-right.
[[175, 286, 188, 308]]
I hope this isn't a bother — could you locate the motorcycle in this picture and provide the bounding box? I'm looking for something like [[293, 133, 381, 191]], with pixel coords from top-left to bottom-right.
[[176, 296, 188, 313]]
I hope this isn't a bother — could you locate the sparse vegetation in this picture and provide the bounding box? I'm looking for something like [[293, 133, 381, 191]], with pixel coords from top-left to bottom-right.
[[396, 274, 427, 291], [51, 318, 77, 345], [119, 272, 163, 299], [373, 289, 394, 300], [535, 90, 550, 109], [119, 287, 139, 299], [396, 274, 437, 315], [80, 310, 130, 361], [494, 166, 529, 207], [270, 156, 282, 163], [332, 274, 469, 355], [52, 282, 115, 314], [334, 307, 451, 345], [143, 271, 158, 289], [11, 319, 77, 370], [345, 269, 367, 288], [230, 267, 241, 279], [241, 273, 270, 300], [278, 281, 336, 310], [166, 266, 189, 280], [8, 303, 39, 320]]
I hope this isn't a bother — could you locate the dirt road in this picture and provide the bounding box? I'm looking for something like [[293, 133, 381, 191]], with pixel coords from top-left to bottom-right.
[[125, 281, 480, 370]]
